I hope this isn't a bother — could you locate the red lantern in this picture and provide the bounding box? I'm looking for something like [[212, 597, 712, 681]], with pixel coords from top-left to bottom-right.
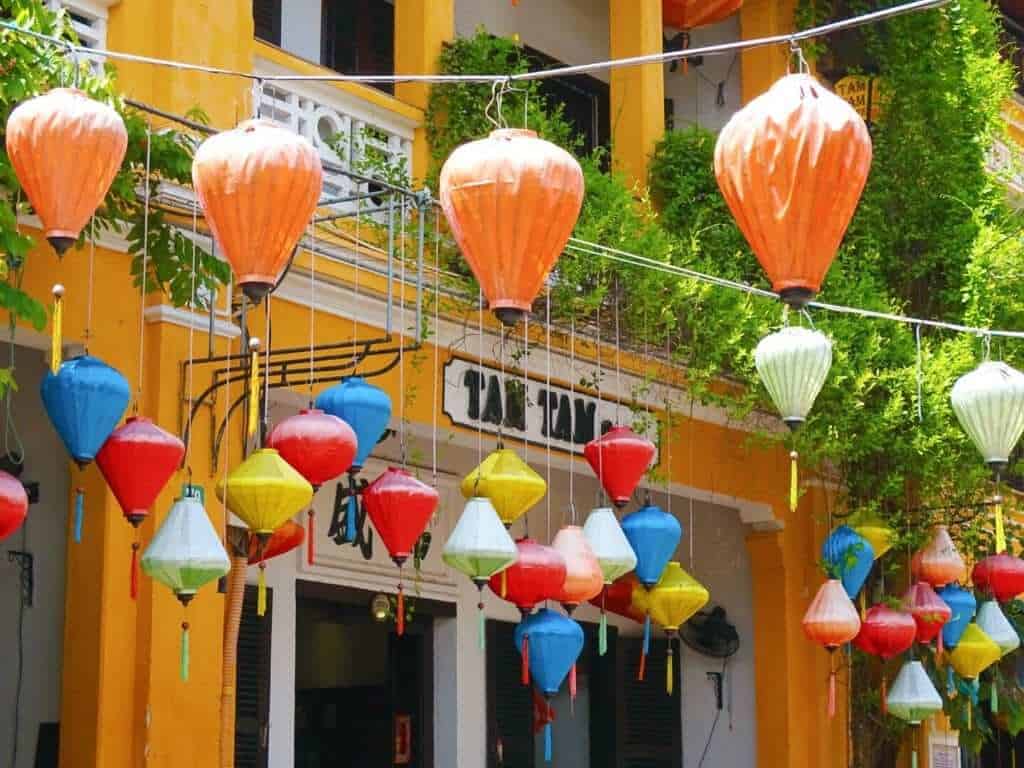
[[266, 408, 357, 565], [97, 417, 185, 527], [590, 572, 646, 623], [916, 525, 965, 588], [363, 467, 439, 635], [803, 579, 860, 718], [584, 426, 656, 508], [0, 470, 28, 542], [489, 538, 567, 615], [248, 520, 305, 564], [853, 604, 916, 714], [973, 553, 1024, 603], [903, 582, 951, 647]]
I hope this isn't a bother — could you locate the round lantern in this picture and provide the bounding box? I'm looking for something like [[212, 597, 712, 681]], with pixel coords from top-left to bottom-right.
[[903, 582, 952, 650], [951, 361, 1024, 553], [916, 525, 966, 589], [853, 604, 916, 714], [489, 537, 566, 615], [621, 502, 681, 587], [514, 609, 584, 762], [443, 497, 517, 648], [714, 73, 872, 307], [0, 471, 28, 542], [192, 119, 323, 303], [551, 525, 603, 611], [822, 525, 874, 600], [647, 562, 710, 694], [217, 448, 313, 537], [854, 519, 896, 560], [583, 426, 656, 508], [141, 494, 230, 681], [6, 88, 128, 255], [439, 129, 584, 326], [803, 579, 860, 718], [976, 601, 1020, 657], [583, 506, 638, 655], [363, 467, 439, 635], [97, 417, 185, 527], [973, 553, 1024, 603], [461, 448, 547, 527], [938, 584, 977, 651], [755, 327, 833, 429], [247, 520, 305, 564], [266, 408, 357, 564], [662, 0, 742, 30]]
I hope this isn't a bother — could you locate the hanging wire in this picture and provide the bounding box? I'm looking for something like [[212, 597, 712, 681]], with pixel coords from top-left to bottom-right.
[[136, 127, 152, 414], [308, 217, 316, 405], [85, 218, 95, 352], [915, 323, 924, 423], [522, 313, 530, 537], [614, 276, 623, 425], [595, 297, 604, 507], [545, 287, 552, 541], [262, 296, 271, 444], [352, 192, 361, 372], [431, 209, 441, 493], [666, 334, 672, 524], [477, 286, 484, 467], [569, 313, 576, 524], [185, 187, 199, 476], [398, 197, 407, 467]]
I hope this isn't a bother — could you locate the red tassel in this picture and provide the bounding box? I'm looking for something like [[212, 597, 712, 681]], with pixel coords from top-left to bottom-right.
[[881, 674, 887, 716], [397, 585, 405, 636], [638, 651, 647, 682], [828, 670, 836, 719], [307, 509, 315, 566], [130, 542, 139, 600], [570, 663, 577, 701], [521, 634, 530, 685]]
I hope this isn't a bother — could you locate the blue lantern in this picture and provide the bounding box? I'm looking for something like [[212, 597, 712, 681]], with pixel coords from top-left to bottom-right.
[[621, 503, 681, 587], [40, 355, 130, 542], [514, 609, 584, 762], [822, 525, 874, 599], [939, 583, 977, 650]]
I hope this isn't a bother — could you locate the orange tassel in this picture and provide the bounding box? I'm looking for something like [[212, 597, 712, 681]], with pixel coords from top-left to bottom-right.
[[881, 674, 887, 716], [638, 651, 647, 682], [130, 542, 139, 600], [828, 669, 836, 719], [521, 634, 530, 685], [569, 663, 577, 701], [937, 629, 943, 657], [501, 569, 508, 599], [397, 585, 405, 636], [307, 509, 315, 566]]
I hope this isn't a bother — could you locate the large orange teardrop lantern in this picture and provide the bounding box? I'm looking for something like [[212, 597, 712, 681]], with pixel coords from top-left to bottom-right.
[[192, 120, 323, 303], [714, 74, 872, 307], [663, 0, 742, 30], [6, 88, 128, 255], [439, 129, 584, 326]]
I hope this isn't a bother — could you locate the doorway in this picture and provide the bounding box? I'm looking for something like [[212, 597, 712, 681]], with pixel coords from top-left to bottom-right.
[[294, 581, 439, 768]]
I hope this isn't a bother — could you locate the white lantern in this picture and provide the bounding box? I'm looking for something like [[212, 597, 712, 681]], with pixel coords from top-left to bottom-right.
[[976, 600, 1020, 657], [886, 660, 943, 725], [142, 495, 230, 603], [951, 361, 1024, 469], [582, 507, 638, 584], [754, 327, 833, 428]]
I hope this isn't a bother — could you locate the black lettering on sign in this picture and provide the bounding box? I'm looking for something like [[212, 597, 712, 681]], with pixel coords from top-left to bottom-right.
[[539, 389, 555, 437], [504, 380, 526, 431], [482, 375, 504, 425], [573, 399, 596, 444], [463, 369, 485, 419], [553, 393, 572, 441]]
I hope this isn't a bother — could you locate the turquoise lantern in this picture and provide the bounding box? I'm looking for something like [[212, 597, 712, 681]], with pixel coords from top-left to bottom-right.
[[41, 355, 130, 542], [514, 609, 584, 763], [822, 525, 874, 600], [315, 376, 392, 542], [939, 584, 976, 651]]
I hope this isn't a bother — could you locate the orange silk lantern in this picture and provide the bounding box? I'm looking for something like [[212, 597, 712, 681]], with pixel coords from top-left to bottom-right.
[[248, 520, 305, 564], [803, 579, 860, 718], [714, 74, 872, 307], [439, 129, 584, 326], [551, 525, 603, 611], [916, 525, 966, 589], [6, 88, 127, 256], [192, 120, 323, 303], [663, 0, 742, 30]]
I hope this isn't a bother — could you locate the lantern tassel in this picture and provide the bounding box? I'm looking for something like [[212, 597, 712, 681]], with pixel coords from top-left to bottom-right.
[[881, 674, 887, 716], [396, 583, 405, 636], [937, 628, 943, 657], [521, 634, 530, 686], [967, 701, 972, 731], [130, 542, 139, 600], [346, 492, 357, 542], [859, 590, 866, 620], [911, 748, 918, 768], [501, 569, 508, 599], [667, 643, 674, 696], [828, 669, 836, 719], [994, 496, 1006, 554], [257, 563, 267, 617], [639, 613, 651, 681], [478, 600, 486, 651], [307, 509, 315, 565], [599, 611, 608, 657], [947, 666, 955, 697], [569, 663, 577, 708], [73, 487, 84, 543], [180, 621, 190, 682], [543, 721, 552, 763], [50, 286, 63, 374], [789, 450, 799, 512], [992, 678, 999, 715], [247, 344, 260, 441]]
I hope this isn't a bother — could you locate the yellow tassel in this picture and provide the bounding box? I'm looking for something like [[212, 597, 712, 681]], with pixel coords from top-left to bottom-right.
[[257, 563, 267, 617], [994, 496, 1006, 554], [859, 590, 866, 620], [248, 341, 261, 441], [789, 450, 799, 512], [50, 285, 64, 374], [666, 645, 674, 696]]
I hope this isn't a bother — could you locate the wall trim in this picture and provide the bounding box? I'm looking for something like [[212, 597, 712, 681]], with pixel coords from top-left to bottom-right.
[[143, 304, 241, 338]]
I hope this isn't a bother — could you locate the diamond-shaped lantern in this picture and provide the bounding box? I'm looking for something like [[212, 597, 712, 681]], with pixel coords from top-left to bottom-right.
[[461, 448, 546, 527], [916, 526, 966, 589], [937, 584, 976, 651], [583, 426, 655, 508], [647, 562, 709, 694], [803, 579, 860, 718], [583, 506, 637, 655], [903, 581, 951, 652], [822, 525, 874, 600]]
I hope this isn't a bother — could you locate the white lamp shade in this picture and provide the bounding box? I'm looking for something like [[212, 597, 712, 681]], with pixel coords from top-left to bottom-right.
[[886, 660, 943, 725], [141, 496, 230, 598], [583, 507, 638, 584], [976, 600, 1021, 656], [754, 327, 833, 426], [442, 497, 517, 582], [951, 361, 1024, 467]]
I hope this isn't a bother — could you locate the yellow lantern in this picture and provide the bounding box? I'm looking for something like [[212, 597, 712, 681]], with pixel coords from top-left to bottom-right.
[[855, 520, 896, 560], [948, 623, 1001, 730], [217, 449, 313, 536], [461, 448, 546, 526], [647, 562, 710, 694]]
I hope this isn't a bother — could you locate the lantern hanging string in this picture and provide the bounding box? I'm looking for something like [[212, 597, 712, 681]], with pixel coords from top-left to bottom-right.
[[522, 314, 530, 538], [399, 197, 407, 468], [477, 287, 484, 469], [352, 193, 360, 373], [569, 313, 576, 525], [84, 218, 95, 353], [0, 0, 949, 85], [546, 286, 552, 544], [595, 296, 603, 508], [308, 217, 316, 405], [136, 127, 152, 415], [915, 324, 923, 424], [186, 192, 199, 475], [614, 277, 622, 426], [261, 297, 271, 445], [431, 209, 441, 498]]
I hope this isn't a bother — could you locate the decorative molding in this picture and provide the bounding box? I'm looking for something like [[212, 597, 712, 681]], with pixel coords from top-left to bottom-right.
[[143, 304, 241, 338]]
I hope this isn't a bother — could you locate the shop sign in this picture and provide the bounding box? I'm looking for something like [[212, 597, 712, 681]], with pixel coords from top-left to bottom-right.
[[835, 74, 885, 125], [442, 355, 659, 461]]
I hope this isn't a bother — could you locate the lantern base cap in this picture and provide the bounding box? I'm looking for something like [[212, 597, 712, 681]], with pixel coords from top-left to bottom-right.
[[494, 307, 526, 327], [126, 512, 145, 527], [783, 418, 804, 432], [176, 591, 196, 607], [987, 460, 1009, 475], [47, 236, 75, 257], [778, 286, 815, 308], [242, 281, 274, 304]]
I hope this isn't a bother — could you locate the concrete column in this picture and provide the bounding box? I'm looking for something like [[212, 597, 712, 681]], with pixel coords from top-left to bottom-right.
[[609, 0, 665, 190]]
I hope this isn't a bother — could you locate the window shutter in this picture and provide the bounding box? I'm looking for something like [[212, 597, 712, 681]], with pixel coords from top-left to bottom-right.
[[618, 638, 682, 768], [235, 585, 272, 768], [487, 621, 535, 768], [253, 0, 281, 46]]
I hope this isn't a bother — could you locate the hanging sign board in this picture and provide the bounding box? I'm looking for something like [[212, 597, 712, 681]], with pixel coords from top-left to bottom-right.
[[442, 355, 660, 462]]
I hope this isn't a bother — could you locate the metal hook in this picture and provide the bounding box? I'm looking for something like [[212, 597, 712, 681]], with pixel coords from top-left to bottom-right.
[[982, 332, 992, 361], [800, 308, 816, 329], [485, 79, 503, 129], [788, 39, 809, 74]]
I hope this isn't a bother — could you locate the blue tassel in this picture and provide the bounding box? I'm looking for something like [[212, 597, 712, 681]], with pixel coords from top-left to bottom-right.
[[642, 614, 651, 656], [346, 495, 357, 541], [544, 721, 552, 763], [947, 666, 955, 697], [73, 488, 84, 543]]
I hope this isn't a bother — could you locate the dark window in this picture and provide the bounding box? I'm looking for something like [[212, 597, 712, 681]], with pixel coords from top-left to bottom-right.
[[1002, 8, 1024, 98], [524, 48, 611, 157], [253, 0, 282, 46], [235, 585, 272, 768], [321, 0, 395, 95]]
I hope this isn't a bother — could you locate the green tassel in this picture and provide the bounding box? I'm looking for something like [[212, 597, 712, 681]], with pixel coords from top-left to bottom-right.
[[911, 749, 918, 768], [478, 607, 486, 650], [599, 612, 608, 656], [180, 622, 190, 682], [992, 678, 999, 714]]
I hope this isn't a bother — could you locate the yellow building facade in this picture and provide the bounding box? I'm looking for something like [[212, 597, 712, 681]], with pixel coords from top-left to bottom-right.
[[5, 1, 989, 767]]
